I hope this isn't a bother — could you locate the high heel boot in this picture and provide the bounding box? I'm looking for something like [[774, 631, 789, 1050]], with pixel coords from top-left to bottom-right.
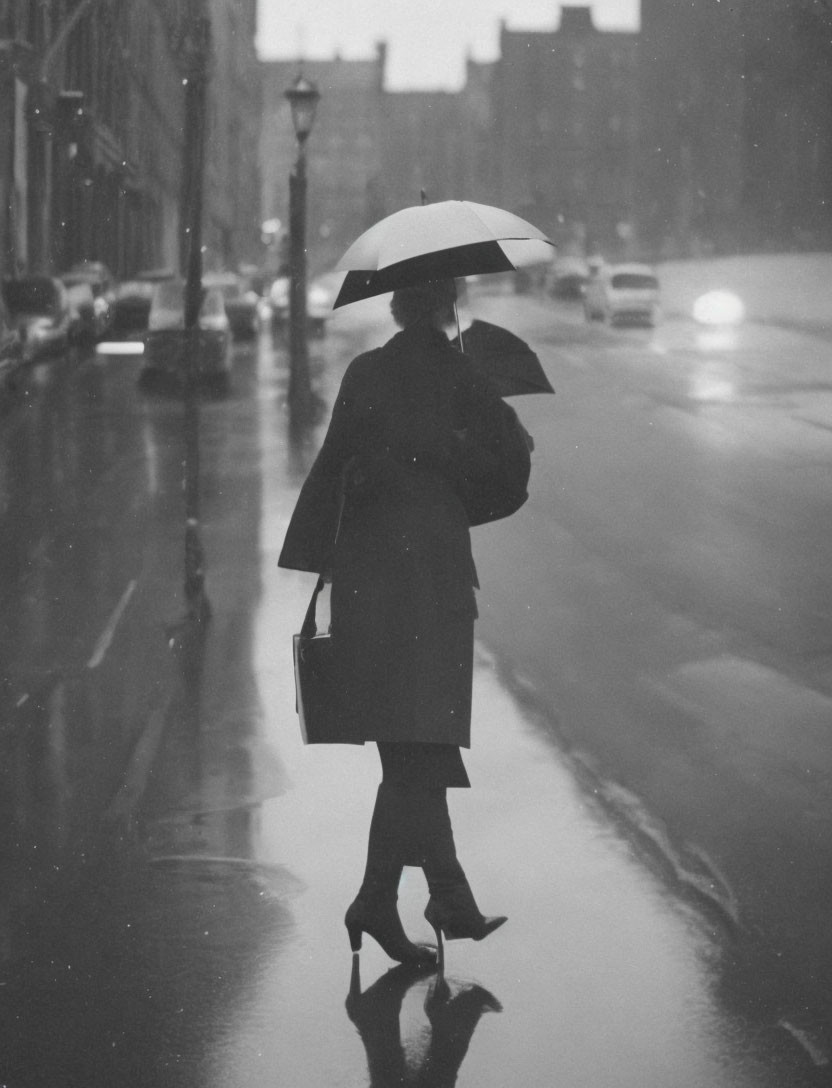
[[418, 789, 506, 964], [345, 877, 436, 965], [424, 882, 507, 944], [346, 782, 436, 965]]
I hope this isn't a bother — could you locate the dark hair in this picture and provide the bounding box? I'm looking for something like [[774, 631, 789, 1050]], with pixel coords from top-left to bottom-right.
[[390, 279, 457, 328]]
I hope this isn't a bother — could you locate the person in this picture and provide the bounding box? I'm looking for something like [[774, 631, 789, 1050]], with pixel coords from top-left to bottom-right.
[[278, 277, 531, 966]]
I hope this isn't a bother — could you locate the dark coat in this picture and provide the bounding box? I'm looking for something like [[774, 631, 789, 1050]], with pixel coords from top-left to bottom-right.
[[279, 322, 531, 746]]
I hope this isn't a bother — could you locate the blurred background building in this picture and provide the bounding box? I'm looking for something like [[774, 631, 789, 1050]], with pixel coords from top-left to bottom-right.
[[2, 2, 830, 283], [0, 0, 261, 281], [492, 6, 638, 257], [259, 1, 832, 276], [259, 47, 386, 279]]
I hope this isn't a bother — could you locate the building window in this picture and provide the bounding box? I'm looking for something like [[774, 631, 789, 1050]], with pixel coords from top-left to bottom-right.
[[0, 0, 13, 37]]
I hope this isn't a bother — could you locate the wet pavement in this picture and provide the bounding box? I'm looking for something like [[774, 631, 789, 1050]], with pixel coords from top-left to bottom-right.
[[0, 306, 826, 1085]]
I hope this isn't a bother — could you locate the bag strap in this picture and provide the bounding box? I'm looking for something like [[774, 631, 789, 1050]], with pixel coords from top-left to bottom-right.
[[301, 576, 326, 639], [300, 474, 347, 639]]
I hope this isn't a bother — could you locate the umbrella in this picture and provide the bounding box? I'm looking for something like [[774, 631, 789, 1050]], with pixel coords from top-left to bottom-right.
[[452, 319, 555, 398], [333, 200, 553, 308]]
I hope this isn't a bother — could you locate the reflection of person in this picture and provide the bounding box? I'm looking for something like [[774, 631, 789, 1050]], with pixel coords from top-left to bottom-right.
[[279, 278, 531, 964], [346, 960, 502, 1088]]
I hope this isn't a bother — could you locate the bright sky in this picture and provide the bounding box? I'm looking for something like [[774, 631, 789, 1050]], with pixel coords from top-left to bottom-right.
[[256, 1, 640, 91]]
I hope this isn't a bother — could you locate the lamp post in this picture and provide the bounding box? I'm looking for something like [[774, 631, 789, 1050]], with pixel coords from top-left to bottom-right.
[[284, 74, 320, 418], [175, 2, 212, 624]]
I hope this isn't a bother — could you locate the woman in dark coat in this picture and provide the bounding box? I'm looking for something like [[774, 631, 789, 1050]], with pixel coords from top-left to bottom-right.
[[279, 278, 531, 965]]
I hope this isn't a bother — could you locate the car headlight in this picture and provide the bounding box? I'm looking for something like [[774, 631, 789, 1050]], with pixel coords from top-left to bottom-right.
[[693, 290, 745, 326], [308, 287, 330, 308]]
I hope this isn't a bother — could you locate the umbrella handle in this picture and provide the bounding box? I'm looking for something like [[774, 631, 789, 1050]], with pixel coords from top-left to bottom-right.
[[454, 301, 464, 352]]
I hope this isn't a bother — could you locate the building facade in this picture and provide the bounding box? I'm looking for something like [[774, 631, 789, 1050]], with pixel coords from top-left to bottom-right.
[[380, 90, 463, 210], [260, 49, 386, 278], [492, 7, 639, 257], [737, 0, 832, 250], [638, 0, 745, 257], [638, 0, 832, 255], [203, 0, 261, 271], [0, 0, 261, 281]]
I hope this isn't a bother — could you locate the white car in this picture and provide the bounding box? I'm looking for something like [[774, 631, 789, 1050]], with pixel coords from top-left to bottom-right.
[[584, 263, 660, 327]]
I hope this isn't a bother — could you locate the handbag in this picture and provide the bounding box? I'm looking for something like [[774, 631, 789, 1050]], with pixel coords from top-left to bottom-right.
[[293, 576, 356, 744], [292, 482, 359, 744]]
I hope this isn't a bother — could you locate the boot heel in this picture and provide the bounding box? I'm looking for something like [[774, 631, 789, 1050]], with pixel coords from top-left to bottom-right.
[[345, 898, 436, 965], [432, 924, 445, 973]]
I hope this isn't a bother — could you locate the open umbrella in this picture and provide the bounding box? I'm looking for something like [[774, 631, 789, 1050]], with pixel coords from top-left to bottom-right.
[[452, 319, 554, 398], [333, 200, 553, 308]]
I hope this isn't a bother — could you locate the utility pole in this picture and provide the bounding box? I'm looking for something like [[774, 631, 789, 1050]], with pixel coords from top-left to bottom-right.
[[287, 138, 312, 415], [284, 75, 320, 421], [175, 1, 212, 624]]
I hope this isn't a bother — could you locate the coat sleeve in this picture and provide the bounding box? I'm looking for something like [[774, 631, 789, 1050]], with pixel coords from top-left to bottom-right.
[[277, 359, 368, 573]]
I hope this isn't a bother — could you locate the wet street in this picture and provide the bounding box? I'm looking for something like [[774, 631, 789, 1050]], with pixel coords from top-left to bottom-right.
[[1, 291, 830, 1085]]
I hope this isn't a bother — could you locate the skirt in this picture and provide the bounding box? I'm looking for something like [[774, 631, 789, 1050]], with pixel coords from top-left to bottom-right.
[[377, 742, 470, 789]]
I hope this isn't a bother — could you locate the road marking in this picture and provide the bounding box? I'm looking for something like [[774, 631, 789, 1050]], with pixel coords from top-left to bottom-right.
[[87, 580, 137, 669]]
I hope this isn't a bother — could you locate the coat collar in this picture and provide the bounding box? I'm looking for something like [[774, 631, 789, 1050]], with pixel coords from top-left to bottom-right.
[[386, 322, 457, 356]]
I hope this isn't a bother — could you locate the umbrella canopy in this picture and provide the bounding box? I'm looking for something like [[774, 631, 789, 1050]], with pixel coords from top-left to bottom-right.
[[333, 201, 553, 308], [452, 319, 555, 398]]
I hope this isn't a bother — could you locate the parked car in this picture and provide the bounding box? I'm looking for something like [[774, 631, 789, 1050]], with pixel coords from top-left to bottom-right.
[[583, 263, 660, 326], [60, 261, 116, 340], [1, 276, 72, 360], [0, 293, 25, 398], [111, 268, 175, 333], [141, 279, 232, 389], [203, 271, 259, 339]]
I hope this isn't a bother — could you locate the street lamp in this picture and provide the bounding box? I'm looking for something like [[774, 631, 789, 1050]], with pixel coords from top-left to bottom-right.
[[284, 73, 320, 418]]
